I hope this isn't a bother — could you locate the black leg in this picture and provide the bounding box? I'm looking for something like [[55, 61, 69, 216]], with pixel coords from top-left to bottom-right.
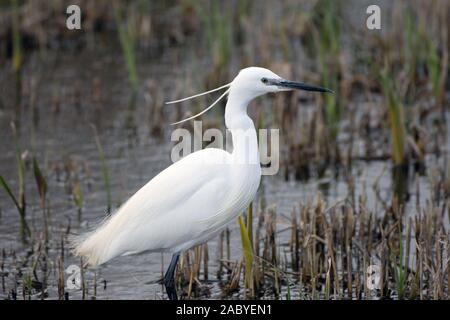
[[164, 252, 180, 300]]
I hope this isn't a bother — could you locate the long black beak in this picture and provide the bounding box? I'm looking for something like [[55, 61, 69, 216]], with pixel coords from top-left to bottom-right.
[[269, 79, 334, 94]]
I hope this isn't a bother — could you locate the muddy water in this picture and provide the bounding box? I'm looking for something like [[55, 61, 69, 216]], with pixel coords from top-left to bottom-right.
[[0, 47, 447, 299]]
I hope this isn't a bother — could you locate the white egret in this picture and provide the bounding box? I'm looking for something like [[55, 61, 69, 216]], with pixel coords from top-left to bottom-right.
[[72, 67, 332, 300]]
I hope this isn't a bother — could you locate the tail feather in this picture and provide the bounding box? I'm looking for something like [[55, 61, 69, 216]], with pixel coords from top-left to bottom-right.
[[70, 214, 118, 267]]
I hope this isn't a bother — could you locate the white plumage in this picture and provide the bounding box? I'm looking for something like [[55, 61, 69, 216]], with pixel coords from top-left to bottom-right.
[[71, 67, 332, 299], [73, 147, 260, 266]]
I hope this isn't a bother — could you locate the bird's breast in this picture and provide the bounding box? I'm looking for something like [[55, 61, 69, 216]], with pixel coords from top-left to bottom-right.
[[218, 163, 261, 222], [173, 162, 261, 252]]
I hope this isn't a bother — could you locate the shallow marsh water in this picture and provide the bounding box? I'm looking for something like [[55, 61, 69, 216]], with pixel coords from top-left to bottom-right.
[[0, 45, 448, 300], [2, 0, 450, 295]]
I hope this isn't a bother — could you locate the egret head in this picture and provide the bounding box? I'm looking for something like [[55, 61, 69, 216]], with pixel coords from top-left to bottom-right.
[[230, 67, 333, 101], [166, 66, 333, 125]]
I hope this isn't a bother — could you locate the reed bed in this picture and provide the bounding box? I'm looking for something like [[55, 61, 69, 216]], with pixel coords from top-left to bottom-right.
[[3, 169, 448, 300]]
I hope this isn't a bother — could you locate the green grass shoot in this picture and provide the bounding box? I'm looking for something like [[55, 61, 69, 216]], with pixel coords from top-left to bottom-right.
[[91, 124, 112, 215]]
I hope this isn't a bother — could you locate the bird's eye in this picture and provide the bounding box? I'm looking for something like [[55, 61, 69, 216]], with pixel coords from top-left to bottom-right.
[[261, 77, 268, 84]]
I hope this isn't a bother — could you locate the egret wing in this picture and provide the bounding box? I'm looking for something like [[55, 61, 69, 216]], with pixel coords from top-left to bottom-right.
[[73, 148, 233, 265]]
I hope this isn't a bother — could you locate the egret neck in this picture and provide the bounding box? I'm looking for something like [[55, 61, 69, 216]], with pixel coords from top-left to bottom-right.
[[225, 89, 260, 166]]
